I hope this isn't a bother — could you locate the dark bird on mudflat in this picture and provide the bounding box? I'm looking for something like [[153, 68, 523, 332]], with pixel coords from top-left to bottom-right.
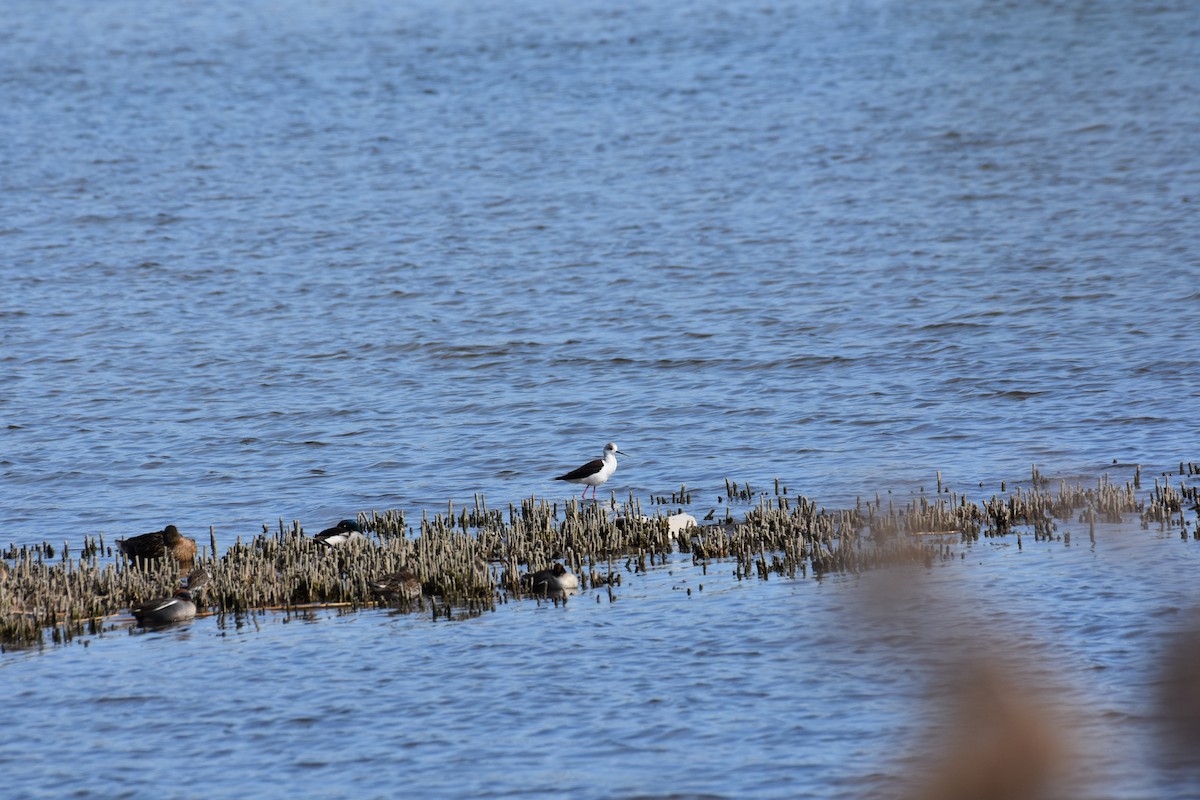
[[368, 568, 422, 602], [117, 525, 197, 565]]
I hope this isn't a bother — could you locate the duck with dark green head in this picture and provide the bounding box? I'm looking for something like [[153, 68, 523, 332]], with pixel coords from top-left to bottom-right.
[[314, 519, 366, 547]]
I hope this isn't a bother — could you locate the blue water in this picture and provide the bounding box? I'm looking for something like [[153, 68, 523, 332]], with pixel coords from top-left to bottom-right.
[[3, 525, 1199, 799], [2, 0, 1199, 796]]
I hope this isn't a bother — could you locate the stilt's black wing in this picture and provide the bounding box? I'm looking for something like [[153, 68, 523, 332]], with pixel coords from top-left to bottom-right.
[[556, 459, 603, 481]]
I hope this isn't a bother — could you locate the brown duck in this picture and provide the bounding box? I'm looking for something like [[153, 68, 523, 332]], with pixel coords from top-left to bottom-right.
[[368, 568, 422, 602], [117, 525, 197, 565]]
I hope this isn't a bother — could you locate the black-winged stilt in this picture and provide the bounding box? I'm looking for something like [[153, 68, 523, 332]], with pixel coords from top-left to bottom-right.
[[555, 442, 627, 499]]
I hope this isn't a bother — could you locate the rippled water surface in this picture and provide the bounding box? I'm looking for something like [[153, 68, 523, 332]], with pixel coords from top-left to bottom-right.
[[3, 522, 1200, 799], [2, 0, 1199, 796]]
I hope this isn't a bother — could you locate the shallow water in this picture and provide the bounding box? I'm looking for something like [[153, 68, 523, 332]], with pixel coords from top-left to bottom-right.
[[3, 0, 1198, 540], [2, 519, 1199, 799], [2, 0, 1199, 797]]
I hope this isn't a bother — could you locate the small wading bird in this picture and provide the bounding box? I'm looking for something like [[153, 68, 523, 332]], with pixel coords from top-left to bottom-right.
[[117, 525, 197, 565], [132, 569, 210, 627], [555, 442, 627, 500], [523, 563, 580, 595], [314, 519, 366, 547]]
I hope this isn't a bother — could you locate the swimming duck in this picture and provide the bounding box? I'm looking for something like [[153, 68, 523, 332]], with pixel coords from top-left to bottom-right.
[[314, 519, 366, 547], [368, 568, 422, 602], [132, 570, 210, 627], [117, 525, 197, 565], [523, 563, 580, 595]]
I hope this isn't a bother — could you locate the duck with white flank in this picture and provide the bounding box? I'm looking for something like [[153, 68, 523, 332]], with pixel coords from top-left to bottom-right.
[[554, 442, 627, 500], [523, 563, 580, 595], [314, 519, 366, 547], [132, 569, 210, 627]]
